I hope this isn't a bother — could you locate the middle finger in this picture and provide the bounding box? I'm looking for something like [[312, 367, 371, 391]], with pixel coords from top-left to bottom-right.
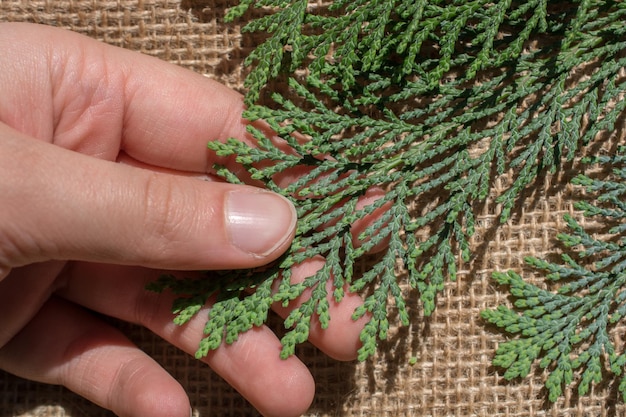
[[55, 263, 316, 417]]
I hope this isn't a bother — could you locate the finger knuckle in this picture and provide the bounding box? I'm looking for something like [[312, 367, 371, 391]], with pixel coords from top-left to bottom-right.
[[0, 219, 41, 270], [138, 173, 189, 257]]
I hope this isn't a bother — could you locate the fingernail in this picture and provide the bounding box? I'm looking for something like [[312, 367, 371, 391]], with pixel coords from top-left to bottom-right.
[[225, 190, 297, 257]]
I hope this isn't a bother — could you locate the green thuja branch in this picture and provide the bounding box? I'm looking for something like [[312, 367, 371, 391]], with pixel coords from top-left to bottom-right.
[[149, 0, 626, 364], [482, 148, 626, 401]]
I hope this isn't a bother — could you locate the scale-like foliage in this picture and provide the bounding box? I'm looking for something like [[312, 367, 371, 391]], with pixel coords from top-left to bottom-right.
[[482, 148, 626, 401], [149, 0, 626, 370]]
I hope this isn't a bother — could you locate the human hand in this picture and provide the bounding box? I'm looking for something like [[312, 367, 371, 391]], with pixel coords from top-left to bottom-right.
[[0, 23, 377, 417]]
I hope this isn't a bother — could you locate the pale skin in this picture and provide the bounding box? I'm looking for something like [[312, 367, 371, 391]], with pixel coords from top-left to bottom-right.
[[0, 23, 389, 417]]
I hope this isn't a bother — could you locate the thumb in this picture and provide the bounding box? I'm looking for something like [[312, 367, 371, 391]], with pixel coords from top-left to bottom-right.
[[0, 126, 296, 276]]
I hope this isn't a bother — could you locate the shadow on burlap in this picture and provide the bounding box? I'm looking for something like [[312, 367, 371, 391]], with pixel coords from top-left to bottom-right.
[[1, 1, 625, 416]]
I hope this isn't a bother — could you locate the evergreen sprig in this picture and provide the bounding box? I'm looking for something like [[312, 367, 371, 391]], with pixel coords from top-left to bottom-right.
[[149, 0, 626, 367], [482, 148, 626, 401]]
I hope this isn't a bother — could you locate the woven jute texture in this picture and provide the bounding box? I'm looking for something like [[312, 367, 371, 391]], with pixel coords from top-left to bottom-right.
[[1, 1, 625, 416]]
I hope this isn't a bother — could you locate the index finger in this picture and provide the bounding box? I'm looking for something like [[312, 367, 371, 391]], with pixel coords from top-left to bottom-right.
[[119, 50, 252, 173], [0, 23, 250, 173]]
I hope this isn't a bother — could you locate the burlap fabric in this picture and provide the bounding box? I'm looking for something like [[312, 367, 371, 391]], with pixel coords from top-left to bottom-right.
[[0, 1, 624, 416]]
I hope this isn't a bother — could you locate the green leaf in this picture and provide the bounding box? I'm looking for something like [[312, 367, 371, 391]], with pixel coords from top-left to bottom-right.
[[484, 149, 626, 401], [149, 2, 626, 395]]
